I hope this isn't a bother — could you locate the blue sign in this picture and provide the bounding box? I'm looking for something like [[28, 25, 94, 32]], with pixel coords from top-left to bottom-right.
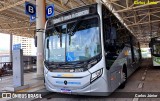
[[25, 2, 36, 16], [66, 52, 75, 62], [25, 3, 54, 22], [46, 4, 54, 18], [13, 44, 21, 50], [30, 15, 36, 22]]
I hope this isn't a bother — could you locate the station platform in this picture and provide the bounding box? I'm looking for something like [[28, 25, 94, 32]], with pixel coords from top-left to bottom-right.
[[0, 72, 48, 101]]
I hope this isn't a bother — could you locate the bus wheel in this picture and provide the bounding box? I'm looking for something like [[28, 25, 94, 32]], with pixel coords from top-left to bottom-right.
[[119, 66, 127, 89]]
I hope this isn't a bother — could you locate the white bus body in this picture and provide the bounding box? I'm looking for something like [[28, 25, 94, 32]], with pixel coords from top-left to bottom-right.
[[43, 3, 141, 96]]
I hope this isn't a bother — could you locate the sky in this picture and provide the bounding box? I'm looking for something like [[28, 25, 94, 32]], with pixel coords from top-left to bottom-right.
[[0, 33, 10, 50]]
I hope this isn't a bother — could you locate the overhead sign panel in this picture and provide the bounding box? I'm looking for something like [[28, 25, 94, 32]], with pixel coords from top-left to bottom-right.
[[13, 44, 21, 50], [46, 4, 54, 18], [30, 15, 36, 22], [25, 3, 54, 22], [25, 2, 36, 16]]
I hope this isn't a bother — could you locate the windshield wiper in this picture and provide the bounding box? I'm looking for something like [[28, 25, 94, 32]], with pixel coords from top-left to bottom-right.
[[69, 18, 83, 36], [68, 18, 83, 45], [52, 24, 62, 47]]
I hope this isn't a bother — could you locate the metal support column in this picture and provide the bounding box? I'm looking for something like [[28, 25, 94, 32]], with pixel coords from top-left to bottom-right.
[[36, 0, 46, 77]]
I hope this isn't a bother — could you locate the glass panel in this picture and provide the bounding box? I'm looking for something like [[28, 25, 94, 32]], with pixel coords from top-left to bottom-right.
[[45, 26, 66, 62], [153, 43, 160, 54], [66, 27, 100, 62], [45, 17, 101, 63], [66, 17, 101, 62]]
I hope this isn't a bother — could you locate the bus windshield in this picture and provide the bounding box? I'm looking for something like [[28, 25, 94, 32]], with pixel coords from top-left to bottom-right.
[[153, 43, 160, 55], [45, 17, 101, 63]]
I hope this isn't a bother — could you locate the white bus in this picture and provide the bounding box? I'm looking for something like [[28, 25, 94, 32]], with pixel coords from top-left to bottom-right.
[[43, 3, 141, 96], [149, 37, 160, 67]]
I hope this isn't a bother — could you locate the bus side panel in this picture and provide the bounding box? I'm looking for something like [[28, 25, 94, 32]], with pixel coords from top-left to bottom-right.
[[109, 46, 140, 92], [108, 47, 129, 92]]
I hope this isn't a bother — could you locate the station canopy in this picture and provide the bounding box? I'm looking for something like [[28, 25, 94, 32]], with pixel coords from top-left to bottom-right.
[[0, 0, 160, 47]]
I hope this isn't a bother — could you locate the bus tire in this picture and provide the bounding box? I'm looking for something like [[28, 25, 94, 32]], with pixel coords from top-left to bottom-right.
[[119, 65, 127, 89]]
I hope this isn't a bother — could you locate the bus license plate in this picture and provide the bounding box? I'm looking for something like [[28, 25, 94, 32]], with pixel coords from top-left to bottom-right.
[[61, 89, 71, 94]]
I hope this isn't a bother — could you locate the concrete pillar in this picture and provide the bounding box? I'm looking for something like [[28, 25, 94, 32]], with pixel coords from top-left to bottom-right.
[[36, 0, 46, 77], [10, 34, 12, 62]]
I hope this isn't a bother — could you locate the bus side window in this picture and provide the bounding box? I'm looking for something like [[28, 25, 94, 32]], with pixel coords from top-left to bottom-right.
[[102, 5, 120, 69], [102, 5, 110, 52]]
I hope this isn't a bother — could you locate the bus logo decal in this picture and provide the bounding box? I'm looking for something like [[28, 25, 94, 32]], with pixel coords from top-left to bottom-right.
[[64, 80, 67, 85]]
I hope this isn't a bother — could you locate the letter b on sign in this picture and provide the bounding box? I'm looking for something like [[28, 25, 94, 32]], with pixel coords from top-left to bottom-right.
[[29, 6, 34, 14], [48, 8, 52, 15]]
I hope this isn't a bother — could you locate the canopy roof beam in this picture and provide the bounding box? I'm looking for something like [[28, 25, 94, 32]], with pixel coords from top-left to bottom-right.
[[0, 0, 29, 12]]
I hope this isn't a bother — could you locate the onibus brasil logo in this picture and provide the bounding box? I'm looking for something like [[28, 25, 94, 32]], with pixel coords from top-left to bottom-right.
[[134, 0, 158, 5]]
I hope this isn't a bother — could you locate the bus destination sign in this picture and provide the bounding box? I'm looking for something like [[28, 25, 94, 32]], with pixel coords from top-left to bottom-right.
[[53, 9, 89, 24]]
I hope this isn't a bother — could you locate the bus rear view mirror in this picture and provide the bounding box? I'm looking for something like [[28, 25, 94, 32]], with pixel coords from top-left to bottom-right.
[[34, 30, 37, 47], [47, 39, 49, 48], [34, 36, 37, 47]]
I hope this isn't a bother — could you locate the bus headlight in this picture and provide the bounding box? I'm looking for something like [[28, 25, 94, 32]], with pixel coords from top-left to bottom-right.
[[91, 68, 103, 82]]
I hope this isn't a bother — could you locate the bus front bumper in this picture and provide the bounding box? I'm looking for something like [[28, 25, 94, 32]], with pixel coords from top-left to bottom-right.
[[45, 77, 110, 96]]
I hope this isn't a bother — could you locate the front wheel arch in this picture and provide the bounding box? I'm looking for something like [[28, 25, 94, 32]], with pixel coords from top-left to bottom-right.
[[119, 64, 127, 89]]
